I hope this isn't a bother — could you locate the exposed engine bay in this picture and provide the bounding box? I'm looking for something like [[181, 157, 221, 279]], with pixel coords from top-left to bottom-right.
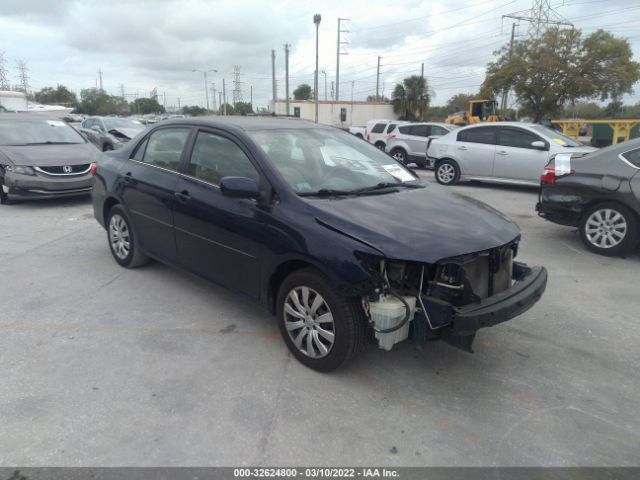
[[359, 240, 525, 352]]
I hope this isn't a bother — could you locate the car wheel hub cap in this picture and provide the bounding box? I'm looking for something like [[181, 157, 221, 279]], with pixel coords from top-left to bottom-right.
[[283, 286, 335, 359], [585, 209, 627, 249], [438, 164, 455, 183], [109, 214, 131, 260]]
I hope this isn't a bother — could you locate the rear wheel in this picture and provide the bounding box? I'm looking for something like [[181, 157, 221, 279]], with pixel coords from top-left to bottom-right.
[[276, 268, 365, 372], [107, 205, 150, 268], [580, 202, 639, 256], [390, 148, 407, 164], [374, 141, 385, 150], [435, 159, 460, 185]]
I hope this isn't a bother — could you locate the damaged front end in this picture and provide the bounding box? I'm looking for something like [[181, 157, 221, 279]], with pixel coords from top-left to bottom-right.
[[357, 240, 548, 353]]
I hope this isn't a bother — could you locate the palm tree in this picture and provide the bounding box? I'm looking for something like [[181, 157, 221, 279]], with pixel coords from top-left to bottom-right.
[[391, 75, 430, 121]]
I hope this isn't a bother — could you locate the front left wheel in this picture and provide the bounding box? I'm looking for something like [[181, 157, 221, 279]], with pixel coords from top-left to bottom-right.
[[106, 205, 150, 268], [276, 268, 365, 372]]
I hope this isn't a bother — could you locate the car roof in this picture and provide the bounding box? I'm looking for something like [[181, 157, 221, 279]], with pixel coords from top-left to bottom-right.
[[0, 113, 69, 123], [458, 121, 539, 131], [156, 116, 334, 132]]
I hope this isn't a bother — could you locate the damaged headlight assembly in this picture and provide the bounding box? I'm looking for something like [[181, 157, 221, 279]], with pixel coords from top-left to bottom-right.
[[4, 165, 36, 176]]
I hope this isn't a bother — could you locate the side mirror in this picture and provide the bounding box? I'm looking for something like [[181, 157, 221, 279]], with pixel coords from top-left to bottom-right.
[[220, 176, 260, 199], [531, 140, 547, 150]]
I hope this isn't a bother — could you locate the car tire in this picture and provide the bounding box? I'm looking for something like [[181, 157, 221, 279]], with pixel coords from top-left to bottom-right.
[[390, 148, 408, 165], [579, 202, 639, 256], [435, 159, 460, 185], [374, 141, 386, 150], [276, 267, 366, 372], [355, 133, 363, 139], [103, 144, 114, 152], [106, 205, 150, 268]]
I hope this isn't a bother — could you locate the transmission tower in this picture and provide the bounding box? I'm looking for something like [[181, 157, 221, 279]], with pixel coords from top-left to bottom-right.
[[504, 0, 572, 38], [0, 52, 9, 90], [232, 65, 243, 104], [16, 59, 29, 93]]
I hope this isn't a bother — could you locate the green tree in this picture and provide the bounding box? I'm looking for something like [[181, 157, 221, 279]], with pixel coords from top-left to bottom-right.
[[218, 103, 235, 115], [234, 101, 253, 115], [481, 28, 640, 122], [78, 88, 125, 115], [34, 85, 78, 107], [131, 97, 165, 115], [391, 75, 430, 121], [293, 84, 312, 100], [422, 106, 452, 122], [446, 93, 478, 112], [182, 105, 207, 116]]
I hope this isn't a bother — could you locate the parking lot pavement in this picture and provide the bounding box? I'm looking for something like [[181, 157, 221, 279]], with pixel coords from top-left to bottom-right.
[[1, 179, 639, 467]]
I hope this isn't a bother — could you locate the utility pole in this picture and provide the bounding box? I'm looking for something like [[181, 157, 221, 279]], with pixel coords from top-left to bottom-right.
[[178, 97, 181, 111], [503, 0, 572, 38], [232, 65, 243, 104], [16, 59, 29, 94], [421, 63, 424, 79], [313, 14, 321, 123], [98, 68, 103, 92], [375, 56, 381, 101], [331, 81, 335, 100], [271, 49, 277, 112], [351, 80, 354, 113], [250, 85, 253, 111], [163, 91, 166, 109], [218, 92, 222, 111], [211, 83, 217, 111], [501, 22, 518, 112], [119, 84, 125, 98], [222, 78, 227, 115], [335, 18, 349, 101], [284, 43, 290, 116]]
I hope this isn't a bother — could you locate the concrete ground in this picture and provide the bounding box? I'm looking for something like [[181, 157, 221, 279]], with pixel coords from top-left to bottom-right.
[[0, 172, 639, 467]]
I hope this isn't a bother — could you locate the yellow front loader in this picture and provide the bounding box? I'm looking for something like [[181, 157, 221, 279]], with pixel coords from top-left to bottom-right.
[[445, 99, 503, 126]]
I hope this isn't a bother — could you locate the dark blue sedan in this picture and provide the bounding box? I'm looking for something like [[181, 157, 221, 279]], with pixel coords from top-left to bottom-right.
[[92, 117, 547, 372]]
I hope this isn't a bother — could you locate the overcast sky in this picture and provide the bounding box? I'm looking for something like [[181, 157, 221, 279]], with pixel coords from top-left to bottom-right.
[[1, 0, 639, 111]]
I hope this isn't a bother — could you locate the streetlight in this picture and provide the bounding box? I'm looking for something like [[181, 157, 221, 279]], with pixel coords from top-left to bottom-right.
[[192, 68, 217, 112], [313, 14, 321, 123]]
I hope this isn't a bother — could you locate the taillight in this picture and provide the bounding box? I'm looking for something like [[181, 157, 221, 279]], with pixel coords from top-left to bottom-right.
[[388, 133, 396, 140], [90, 163, 97, 176], [540, 166, 574, 184]]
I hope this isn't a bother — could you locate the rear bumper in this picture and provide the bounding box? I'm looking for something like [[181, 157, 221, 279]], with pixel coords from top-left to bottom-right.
[[449, 263, 548, 336]]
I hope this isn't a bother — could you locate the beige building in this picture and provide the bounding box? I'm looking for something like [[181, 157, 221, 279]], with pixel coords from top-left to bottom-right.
[[273, 100, 398, 128]]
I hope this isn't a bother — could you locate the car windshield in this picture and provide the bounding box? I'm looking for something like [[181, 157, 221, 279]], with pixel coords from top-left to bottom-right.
[[248, 127, 422, 196], [104, 118, 145, 131], [530, 125, 583, 147], [0, 118, 85, 146]]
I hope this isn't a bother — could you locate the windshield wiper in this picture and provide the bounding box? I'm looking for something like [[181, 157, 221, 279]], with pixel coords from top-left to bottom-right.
[[298, 182, 423, 197], [23, 141, 81, 145], [354, 181, 423, 193], [298, 188, 354, 197]]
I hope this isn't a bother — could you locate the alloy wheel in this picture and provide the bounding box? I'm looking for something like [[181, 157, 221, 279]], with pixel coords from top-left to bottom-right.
[[392, 151, 406, 163], [437, 163, 456, 184], [109, 214, 131, 260], [584, 208, 627, 249], [283, 286, 335, 359]]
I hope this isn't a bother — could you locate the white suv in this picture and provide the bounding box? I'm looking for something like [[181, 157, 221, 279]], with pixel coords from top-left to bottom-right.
[[365, 119, 407, 150], [385, 122, 456, 168]]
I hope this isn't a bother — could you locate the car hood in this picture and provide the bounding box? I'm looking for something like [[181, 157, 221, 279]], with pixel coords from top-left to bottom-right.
[[0, 143, 100, 166], [307, 185, 520, 263], [109, 127, 144, 140]]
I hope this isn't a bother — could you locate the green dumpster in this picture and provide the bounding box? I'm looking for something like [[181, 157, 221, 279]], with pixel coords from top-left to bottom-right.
[[591, 122, 640, 147]]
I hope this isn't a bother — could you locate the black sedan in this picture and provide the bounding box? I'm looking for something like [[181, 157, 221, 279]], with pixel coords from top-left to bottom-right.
[[537, 139, 640, 256], [0, 114, 100, 203], [92, 117, 547, 372]]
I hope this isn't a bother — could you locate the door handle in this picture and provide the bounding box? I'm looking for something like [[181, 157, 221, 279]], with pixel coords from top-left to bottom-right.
[[174, 190, 191, 204], [123, 172, 133, 183], [458, 146, 467, 151], [496, 150, 508, 156]]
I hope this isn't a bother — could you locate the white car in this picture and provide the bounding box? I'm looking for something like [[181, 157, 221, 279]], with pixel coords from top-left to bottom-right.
[[385, 122, 457, 168], [365, 119, 408, 150], [427, 122, 597, 186]]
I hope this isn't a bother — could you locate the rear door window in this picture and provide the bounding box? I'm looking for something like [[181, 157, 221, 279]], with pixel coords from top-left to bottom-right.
[[371, 123, 387, 134], [498, 128, 543, 150], [410, 125, 429, 137], [139, 128, 190, 171], [621, 148, 640, 168], [398, 125, 411, 135], [457, 127, 496, 145]]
